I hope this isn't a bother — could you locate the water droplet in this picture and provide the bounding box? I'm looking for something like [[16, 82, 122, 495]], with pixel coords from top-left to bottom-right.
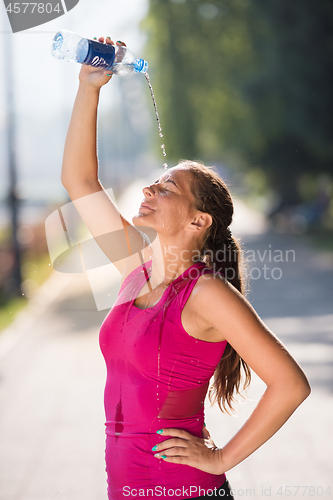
[[145, 73, 167, 166]]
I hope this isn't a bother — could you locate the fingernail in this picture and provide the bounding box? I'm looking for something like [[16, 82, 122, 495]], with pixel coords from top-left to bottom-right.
[[106, 73, 112, 77], [204, 422, 206, 427], [154, 453, 160, 458], [156, 429, 163, 434], [152, 445, 157, 451], [93, 37, 97, 40], [117, 40, 122, 43], [161, 455, 167, 459]]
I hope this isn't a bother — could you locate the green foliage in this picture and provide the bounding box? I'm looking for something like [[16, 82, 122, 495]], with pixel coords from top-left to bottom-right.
[[143, 0, 333, 201], [0, 251, 53, 333], [0, 295, 27, 332]]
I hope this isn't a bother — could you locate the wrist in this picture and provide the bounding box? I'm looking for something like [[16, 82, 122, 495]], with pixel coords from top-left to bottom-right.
[[78, 80, 101, 95], [215, 447, 233, 475]]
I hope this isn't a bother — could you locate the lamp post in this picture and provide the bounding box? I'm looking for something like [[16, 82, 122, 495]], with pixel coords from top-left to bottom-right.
[[3, 25, 23, 297]]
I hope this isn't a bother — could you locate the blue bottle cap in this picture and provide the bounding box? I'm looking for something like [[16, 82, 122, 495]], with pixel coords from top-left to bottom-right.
[[134, 58, 149, 73]]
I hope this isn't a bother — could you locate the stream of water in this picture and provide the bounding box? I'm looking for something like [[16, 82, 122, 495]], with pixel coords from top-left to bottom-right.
[[144, 73, 168, 169]]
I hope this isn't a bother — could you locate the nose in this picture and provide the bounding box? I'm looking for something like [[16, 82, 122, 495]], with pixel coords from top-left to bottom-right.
[[142, 184, 156, 197]]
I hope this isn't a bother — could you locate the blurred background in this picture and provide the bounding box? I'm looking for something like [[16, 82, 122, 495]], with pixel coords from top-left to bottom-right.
[[0, 0, 332, 499]]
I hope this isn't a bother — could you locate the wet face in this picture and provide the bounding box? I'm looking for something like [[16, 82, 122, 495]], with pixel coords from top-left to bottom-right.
[[132, 166, 200, 238]]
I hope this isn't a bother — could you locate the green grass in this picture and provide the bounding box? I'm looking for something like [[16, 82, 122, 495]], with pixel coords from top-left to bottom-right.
[[0, 296, 28, 332], [0, 252, 53, 333]]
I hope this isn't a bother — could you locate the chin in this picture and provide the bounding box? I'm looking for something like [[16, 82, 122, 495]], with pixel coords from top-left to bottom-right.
[[132, 214, 152, 226]]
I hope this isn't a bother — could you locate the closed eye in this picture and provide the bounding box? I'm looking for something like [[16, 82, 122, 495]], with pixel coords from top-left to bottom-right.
[[154, 178, 177, 191], [154, 179, 171, 192]]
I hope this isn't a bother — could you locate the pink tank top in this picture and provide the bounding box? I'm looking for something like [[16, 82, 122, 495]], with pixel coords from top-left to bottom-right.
[[99, 260, 227, 499]]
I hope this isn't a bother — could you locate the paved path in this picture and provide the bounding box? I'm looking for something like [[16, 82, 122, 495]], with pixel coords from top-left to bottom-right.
[[0, 192, 332, 500]]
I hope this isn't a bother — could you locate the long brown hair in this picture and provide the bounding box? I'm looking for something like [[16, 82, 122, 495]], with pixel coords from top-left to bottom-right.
[[180, 160, 251, 413]]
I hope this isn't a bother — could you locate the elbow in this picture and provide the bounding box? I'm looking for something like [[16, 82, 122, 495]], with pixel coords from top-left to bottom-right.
[[61, 180, 71, 194], [301, 379, 311, 401], [61, 162, 74, 189], [61, 172, 68, 188], [61, 160, 67, 187], [292, 375, 311, 406], [299, 367, 311, 401], [277, 372, 311, 407], [61, 169, 71, 189]]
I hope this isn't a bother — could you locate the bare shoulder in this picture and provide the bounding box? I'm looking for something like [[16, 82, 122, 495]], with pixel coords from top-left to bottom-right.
[[191, 271, 244, 306], [182, 272, 237, 342], [184, 271, 253, 340]]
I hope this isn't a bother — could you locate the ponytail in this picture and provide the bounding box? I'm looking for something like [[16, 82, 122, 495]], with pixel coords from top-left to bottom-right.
[[180, 160, 251, 413]]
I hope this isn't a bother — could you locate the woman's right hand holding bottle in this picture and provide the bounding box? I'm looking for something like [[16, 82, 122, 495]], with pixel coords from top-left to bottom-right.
[[78, 37, 126, 90]]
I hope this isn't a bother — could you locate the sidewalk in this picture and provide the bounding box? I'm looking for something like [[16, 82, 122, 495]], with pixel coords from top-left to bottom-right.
[[0, 198, 332, 499], [0, 270, 111, 500]]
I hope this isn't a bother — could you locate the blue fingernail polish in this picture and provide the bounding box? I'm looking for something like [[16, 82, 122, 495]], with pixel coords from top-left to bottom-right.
[[152, 445, 157, 451], [204, 422, 206, 427], [156, 429, 163, 434], [161, 455, 167, 459]]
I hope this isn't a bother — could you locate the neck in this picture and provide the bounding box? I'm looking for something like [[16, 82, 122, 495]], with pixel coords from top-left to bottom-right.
[[148, 234, 202, 288]]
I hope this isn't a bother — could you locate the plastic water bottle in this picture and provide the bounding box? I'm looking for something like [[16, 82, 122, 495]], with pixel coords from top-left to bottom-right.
[[51, 30, 148, 75]]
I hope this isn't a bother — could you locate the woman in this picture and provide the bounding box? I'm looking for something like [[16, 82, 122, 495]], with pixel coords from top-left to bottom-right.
[[61, 37, 311, 500]]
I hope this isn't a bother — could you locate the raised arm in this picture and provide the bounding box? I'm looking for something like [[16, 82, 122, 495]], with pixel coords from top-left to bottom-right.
[[61, 37, 151, 277]]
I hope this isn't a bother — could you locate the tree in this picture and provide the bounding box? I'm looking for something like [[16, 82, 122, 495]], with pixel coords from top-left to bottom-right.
[[143, 0, 333, 204]]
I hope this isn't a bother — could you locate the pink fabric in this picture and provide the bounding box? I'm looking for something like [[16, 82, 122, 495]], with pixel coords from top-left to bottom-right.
[[99, 260, 228, 499]]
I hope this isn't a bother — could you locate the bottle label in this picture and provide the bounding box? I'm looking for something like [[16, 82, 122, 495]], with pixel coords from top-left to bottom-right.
[[83, 40, 115, 69]]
